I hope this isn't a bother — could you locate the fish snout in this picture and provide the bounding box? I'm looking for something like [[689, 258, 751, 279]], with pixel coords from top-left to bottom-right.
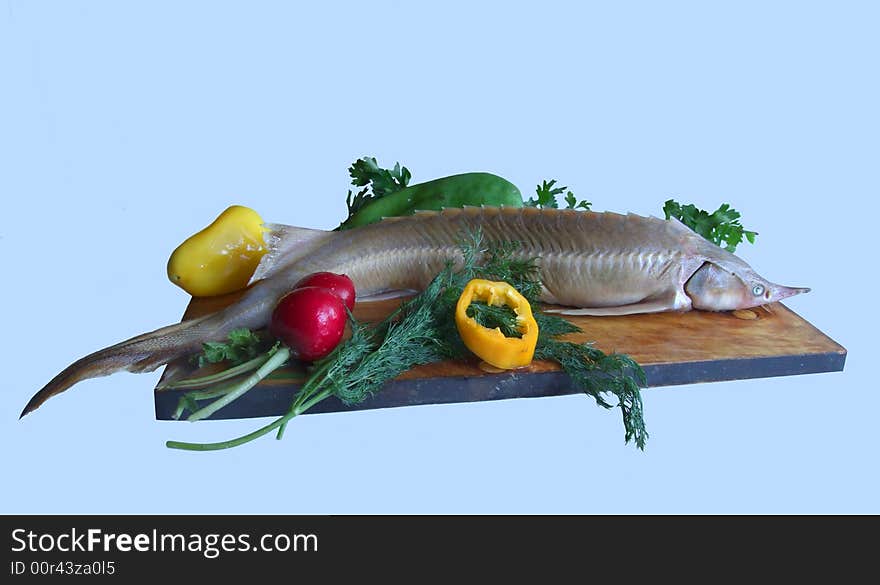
[[771, 284, 811, 302]]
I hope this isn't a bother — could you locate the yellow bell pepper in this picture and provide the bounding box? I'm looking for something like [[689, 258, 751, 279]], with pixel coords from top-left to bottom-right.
[[167, 205, 268, 297], [454, 279, 539, 369]]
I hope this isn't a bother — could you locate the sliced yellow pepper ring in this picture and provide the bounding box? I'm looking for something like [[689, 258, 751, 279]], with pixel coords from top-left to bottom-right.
[[455, 279, 539, 370]]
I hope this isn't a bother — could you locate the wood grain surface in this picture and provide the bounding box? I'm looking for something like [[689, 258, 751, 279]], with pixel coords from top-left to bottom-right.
[[155, 294, 846, 420]]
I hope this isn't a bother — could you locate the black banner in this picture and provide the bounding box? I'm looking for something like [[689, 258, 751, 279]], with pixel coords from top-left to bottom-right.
[[0, 515, 868, 578]]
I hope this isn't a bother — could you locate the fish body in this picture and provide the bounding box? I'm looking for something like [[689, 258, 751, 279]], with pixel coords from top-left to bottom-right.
[[254, 206, 806, 314], [21, 207, 808, 416]]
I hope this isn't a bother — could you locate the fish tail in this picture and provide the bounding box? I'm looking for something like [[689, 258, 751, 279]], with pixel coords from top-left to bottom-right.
[[20, 313, 219, 418]]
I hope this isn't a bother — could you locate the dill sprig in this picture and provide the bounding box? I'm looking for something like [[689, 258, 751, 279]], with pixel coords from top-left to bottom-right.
[[167, 229, 648, 451], [467, 302, 523, 338], [333, 278, 447, 405], [535, 340, 648, 449], [464, 233, 648, 448]]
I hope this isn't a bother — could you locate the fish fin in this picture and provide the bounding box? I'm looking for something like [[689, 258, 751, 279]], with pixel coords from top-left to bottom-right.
[[539, 287, 562, 305], [356, 289, 418, 303], [20, 313, 223, 417], [544, 297, 684, 316], [153, 360, 200, 390], [250, 223, 334, 283]]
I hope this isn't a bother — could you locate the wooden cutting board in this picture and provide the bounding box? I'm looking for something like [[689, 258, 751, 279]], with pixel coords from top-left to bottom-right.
[[154, 294, 846, 420]]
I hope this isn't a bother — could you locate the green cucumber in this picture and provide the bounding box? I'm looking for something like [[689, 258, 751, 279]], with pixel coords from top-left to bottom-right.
[[339, 172, 523, 230]]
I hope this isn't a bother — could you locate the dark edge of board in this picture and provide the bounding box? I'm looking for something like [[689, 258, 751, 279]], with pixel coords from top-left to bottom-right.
[[154, 349, 846, 421]]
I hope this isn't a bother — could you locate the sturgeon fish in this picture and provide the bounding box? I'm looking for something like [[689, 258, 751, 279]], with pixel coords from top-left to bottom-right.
[[21, 206, 809, 416]]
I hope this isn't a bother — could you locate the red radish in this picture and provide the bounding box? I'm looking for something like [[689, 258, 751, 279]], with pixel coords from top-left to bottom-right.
[[270, 287, 347, 361], [293, 272, 356, 310]]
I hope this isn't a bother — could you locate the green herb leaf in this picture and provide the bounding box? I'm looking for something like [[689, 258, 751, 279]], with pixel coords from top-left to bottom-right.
[[191, 328, 266, 368], [349, 157, 411, 197], [535, 339, 648, 449], [526, 179, 562, 208], [663, 198, 758, 252], [534, 311, 580, 341], [466, 302, 523, 338], [564, 190, 592, 210], [527, 179, 590, 210], [343, 157, 412, 221]]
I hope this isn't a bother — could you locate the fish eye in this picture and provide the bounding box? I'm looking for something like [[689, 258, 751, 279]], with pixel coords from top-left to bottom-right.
[[752, 284, 765, 296]]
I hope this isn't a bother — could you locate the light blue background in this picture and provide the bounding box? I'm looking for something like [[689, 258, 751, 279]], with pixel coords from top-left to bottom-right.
[[1, 1, 875, 513]]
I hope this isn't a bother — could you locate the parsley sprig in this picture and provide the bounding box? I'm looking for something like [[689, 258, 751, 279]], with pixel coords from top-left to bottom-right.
[[663, 199, 757, 252], [190, 328, 266, 368], [526, 179, 591, 210], [342, 157, 412, 226]]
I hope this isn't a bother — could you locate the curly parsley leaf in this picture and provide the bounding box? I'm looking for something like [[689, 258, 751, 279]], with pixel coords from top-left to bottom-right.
[[564, 190, 592, 210], [526, 179, 590, 210], [663, 199, 758, 252], [526, 179, 562, 208], [343, 157, 412, 222], [192, 328, 266, 368]]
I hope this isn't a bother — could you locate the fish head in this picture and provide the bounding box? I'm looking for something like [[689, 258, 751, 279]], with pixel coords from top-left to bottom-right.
[[685, 262, 810, 311]]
